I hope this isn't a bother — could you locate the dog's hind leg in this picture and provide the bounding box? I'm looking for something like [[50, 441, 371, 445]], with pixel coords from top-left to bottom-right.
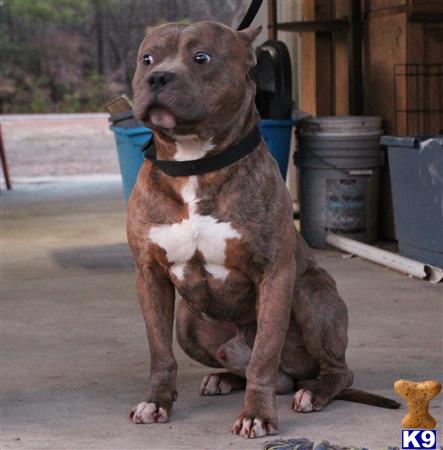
[[217, 334, 294, 394], [175, 299, 246, 395], [200, 372, 247, 396], [291, 266, 353, 412]]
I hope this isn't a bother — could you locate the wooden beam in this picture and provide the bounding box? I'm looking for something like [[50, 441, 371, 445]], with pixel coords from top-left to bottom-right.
[[275, 19, 349, 33], [365, 3, 443, 22]]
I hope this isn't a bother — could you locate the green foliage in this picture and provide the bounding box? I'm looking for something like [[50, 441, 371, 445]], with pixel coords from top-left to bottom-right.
[[0, 0, 248, 113], [84, 72, 106, 110], [29, 86, 50, 113], [4, 0, 90, 26], [62, 92, 81, 113], [0, 0, 101, 113], [60, 72, 106, 113], [0, 36, 41, 74]]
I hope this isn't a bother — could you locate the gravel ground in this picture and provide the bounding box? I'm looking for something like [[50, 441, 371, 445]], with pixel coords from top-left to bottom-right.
[[1, 114, 120, 178]]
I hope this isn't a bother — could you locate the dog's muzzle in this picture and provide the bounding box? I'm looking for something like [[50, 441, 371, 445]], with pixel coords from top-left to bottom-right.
[[148, 71, 176, 93]]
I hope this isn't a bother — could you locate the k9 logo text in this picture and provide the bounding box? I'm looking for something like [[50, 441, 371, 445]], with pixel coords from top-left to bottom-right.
[[402, 429, 437, 449]]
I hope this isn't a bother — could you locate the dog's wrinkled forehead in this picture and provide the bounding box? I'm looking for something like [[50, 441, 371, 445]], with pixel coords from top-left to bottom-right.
[[138, 21, 246, 69]]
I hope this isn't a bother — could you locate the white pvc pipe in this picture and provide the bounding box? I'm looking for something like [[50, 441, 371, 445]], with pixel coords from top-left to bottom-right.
[[326, 234, 443, 284]]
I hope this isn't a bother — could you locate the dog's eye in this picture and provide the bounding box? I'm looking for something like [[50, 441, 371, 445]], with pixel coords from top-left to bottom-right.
[[194, 52, 211, 64], [142, 54, 154, 65]]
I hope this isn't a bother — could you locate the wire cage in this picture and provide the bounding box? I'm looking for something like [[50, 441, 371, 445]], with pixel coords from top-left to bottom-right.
[[394, 64, 443, 136]]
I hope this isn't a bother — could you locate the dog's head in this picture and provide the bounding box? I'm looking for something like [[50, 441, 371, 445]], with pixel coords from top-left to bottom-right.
[[132, 21, 261, 135]]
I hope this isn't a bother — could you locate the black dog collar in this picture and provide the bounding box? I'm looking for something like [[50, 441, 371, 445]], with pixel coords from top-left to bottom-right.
[[141, 126, 262, 177]]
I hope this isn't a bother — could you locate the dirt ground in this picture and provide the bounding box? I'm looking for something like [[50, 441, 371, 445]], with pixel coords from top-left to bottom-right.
[[1, 114, 120, 178]]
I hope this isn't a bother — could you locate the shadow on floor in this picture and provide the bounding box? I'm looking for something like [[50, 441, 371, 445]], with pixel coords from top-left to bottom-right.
[[51, 243, 133, 270]]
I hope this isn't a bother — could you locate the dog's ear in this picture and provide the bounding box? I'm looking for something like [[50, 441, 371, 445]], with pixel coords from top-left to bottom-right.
[[145, 26, 153, 35], [238, 26, 262, 68], [238, 25, 262, 44]]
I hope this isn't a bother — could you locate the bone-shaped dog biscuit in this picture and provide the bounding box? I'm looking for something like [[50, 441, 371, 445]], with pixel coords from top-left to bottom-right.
[[394, 379, 441, 429]]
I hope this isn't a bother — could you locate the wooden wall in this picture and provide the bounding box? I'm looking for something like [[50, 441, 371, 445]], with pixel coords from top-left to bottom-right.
[[364, 0, 443, 135], [300, 0, 351, 116], [296, 0, 443, 132]]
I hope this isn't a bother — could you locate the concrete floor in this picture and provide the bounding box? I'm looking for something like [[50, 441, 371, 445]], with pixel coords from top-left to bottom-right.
[[2, 177, 442, 450]]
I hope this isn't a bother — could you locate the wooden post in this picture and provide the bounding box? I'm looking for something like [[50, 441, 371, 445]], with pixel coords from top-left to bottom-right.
[[349, 0, 363, 115], [314, 0, 333, 116], [0, 125, 12, 190], [268, 0, 277, 40]]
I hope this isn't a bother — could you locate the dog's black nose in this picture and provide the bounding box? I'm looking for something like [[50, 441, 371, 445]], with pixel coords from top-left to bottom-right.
[[148, 71, 175, 92]]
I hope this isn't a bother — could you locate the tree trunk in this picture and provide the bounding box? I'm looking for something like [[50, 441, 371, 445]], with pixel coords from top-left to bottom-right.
[[93, 0, 105, 75]]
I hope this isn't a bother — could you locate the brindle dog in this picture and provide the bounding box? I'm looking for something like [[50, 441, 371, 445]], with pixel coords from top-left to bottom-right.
[[127, 21, 399, 439]]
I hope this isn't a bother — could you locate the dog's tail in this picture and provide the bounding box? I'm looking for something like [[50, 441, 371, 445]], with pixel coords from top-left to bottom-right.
[[335, 389, 401, 409]]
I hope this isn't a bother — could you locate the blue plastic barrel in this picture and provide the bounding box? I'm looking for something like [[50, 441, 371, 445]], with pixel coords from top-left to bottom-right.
[[259, 119, 293, 179], [111, 119, 293, 200], [110, 126, 151, 200]]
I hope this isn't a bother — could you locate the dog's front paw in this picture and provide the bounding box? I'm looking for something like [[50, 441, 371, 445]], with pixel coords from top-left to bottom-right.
[[232, 413, 278, 439], [129, 401, 169, 424]]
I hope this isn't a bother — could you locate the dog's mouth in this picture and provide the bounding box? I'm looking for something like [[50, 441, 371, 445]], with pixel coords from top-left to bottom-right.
[[146, 105, 177, 129], [135, 96, 208, 134]]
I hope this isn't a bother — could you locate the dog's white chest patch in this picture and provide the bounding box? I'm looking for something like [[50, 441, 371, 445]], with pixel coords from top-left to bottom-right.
[[149, 176, 241, 281], [174, 135, 214, 161]]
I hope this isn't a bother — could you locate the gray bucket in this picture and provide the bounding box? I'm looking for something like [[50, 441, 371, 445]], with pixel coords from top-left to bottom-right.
[[296, 116, 383, 248]]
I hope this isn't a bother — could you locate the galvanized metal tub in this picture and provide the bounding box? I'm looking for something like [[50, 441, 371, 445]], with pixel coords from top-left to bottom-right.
[[296, 116, 383, 248]]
